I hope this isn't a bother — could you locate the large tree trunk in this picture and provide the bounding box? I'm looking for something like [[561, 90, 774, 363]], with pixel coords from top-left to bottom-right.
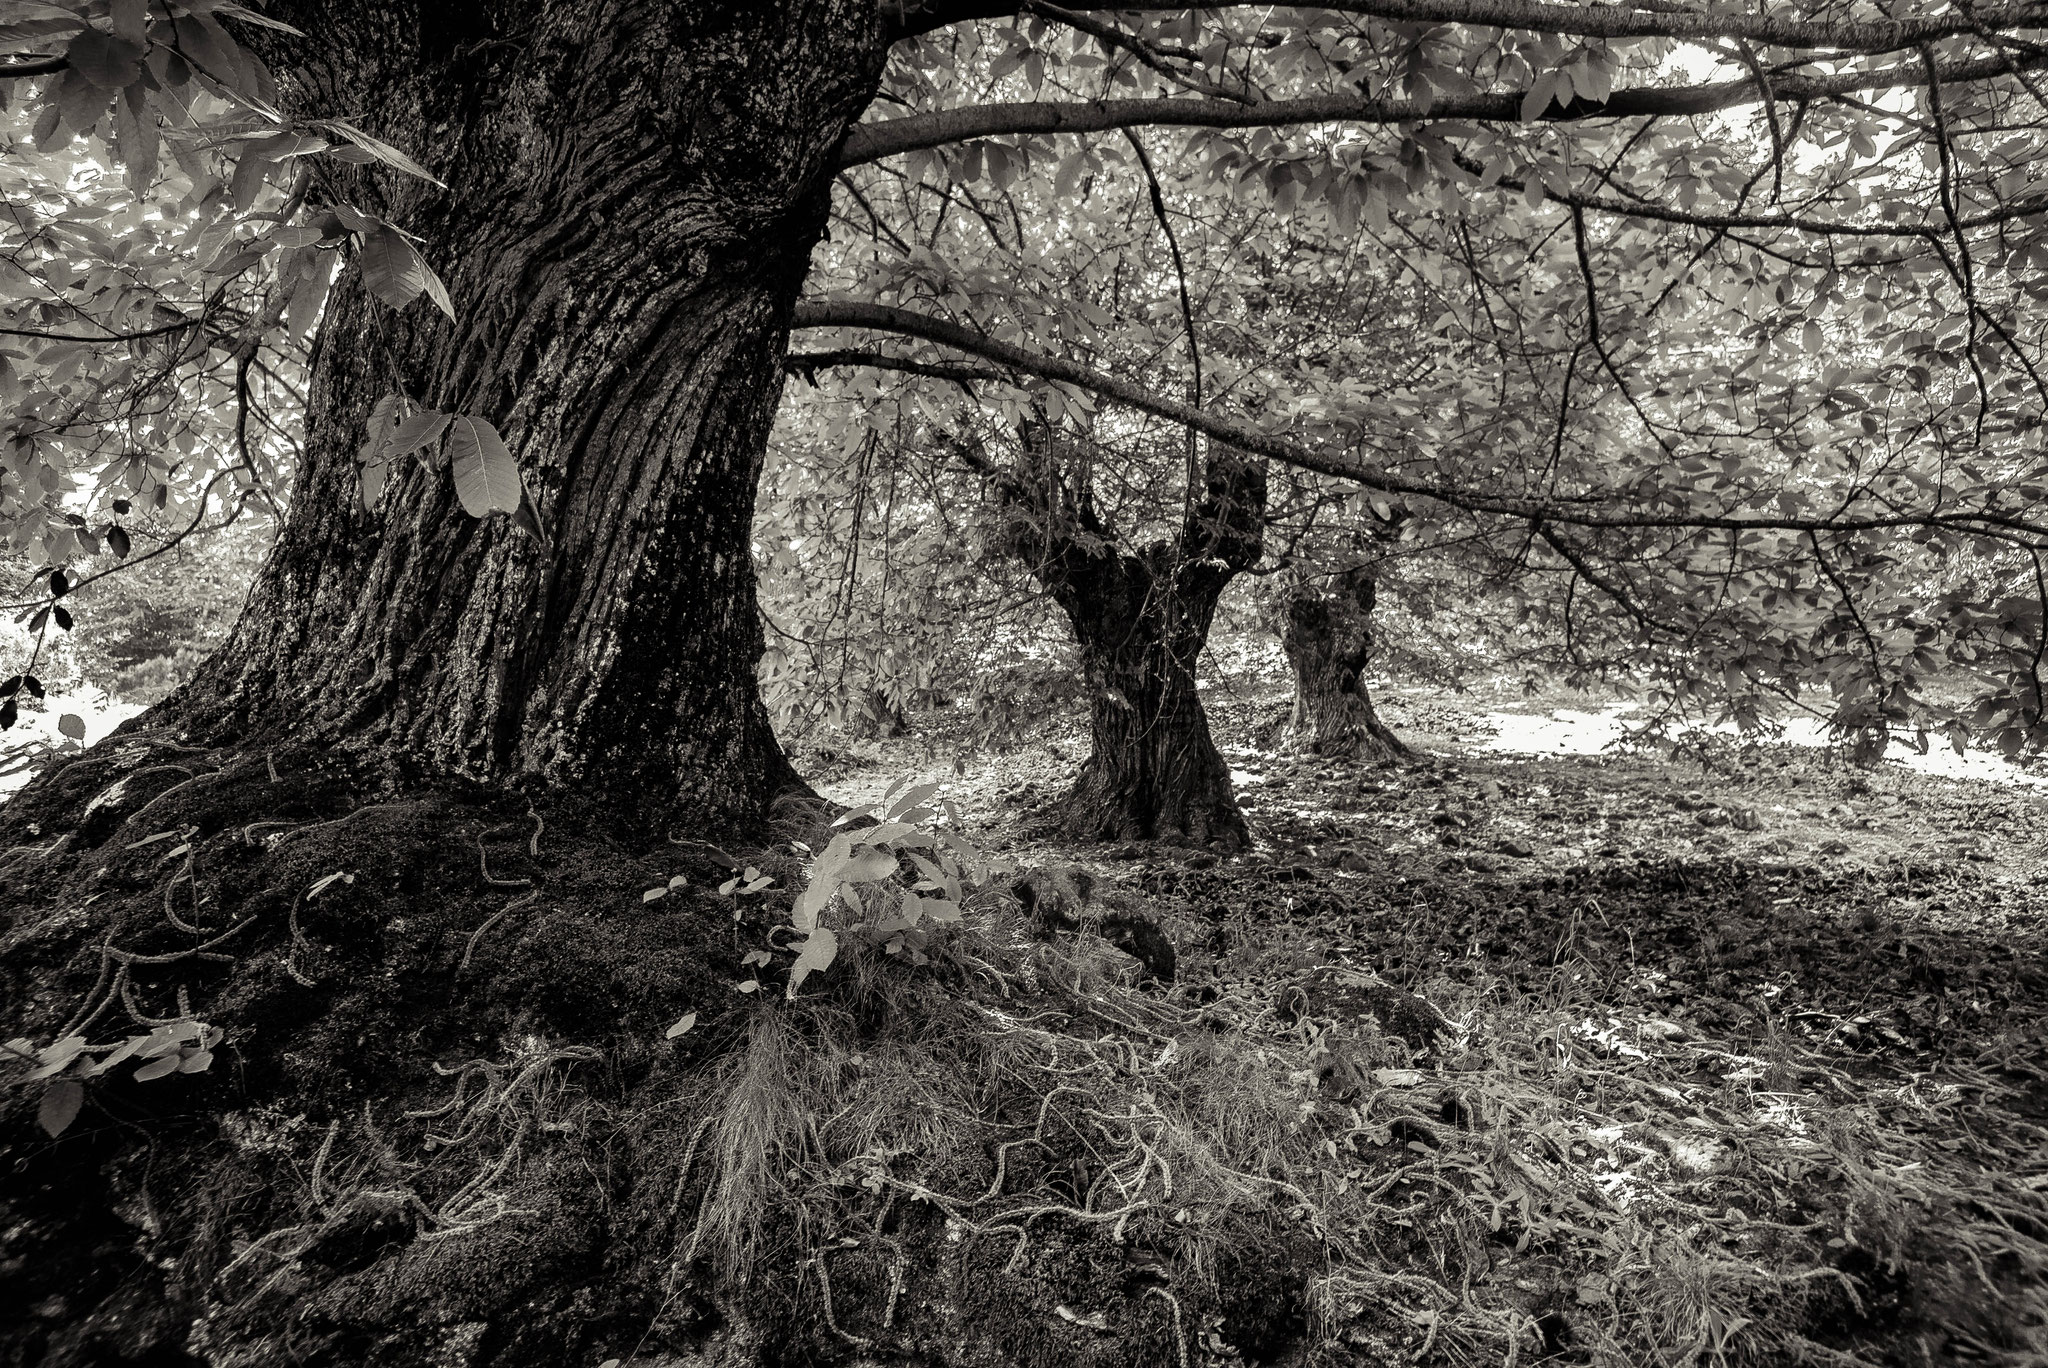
[[1063, 558, 1245, 847], [161, 2, 890, 834], [1278, 565, 1409, 762], [988, 429, 1265, 848]]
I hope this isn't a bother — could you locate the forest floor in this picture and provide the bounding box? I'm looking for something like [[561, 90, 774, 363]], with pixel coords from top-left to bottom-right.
[[791, 675, 2048, 1366], [5, 672, 2044, 1368]]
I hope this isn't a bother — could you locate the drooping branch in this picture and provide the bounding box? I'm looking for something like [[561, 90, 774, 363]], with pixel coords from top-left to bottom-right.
[[785, 348, 1004, 385], [840, 51, 2048, 165], [790, 298, 2048, 544], [887, 0, 2048, 51]]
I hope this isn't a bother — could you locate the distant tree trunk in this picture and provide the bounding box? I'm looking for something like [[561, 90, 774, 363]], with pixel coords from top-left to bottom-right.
[[853, 685, 910, 738], [1278, 566, 1409, 762], [158, 2, 890, 835], [983, 428, 1265, 848]]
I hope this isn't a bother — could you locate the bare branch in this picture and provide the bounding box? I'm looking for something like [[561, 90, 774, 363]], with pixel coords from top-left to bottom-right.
[[840, 50, 2048, 165], [0, 56, 68, 78], [887, 1, 2048, 53], [785, 348, 1004, 384], [0, 316, 200, 343]]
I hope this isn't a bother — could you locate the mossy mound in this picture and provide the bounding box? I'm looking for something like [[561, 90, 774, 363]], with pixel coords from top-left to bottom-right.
[[0, 737, 1316, 1368]]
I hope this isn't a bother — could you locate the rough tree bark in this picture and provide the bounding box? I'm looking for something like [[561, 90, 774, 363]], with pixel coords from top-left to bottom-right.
[[161, 2, 892, 834], [984, 426, 1265, 848], [1277, 565, 1409, 762]]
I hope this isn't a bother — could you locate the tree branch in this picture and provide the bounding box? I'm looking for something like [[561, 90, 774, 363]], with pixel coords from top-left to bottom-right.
[[1021, 1, 1256, 103], [1446, 149, 2048, 238], [785, 348, 1004, 385], [791, 298, 2048, 543], [888, 0, 2048, 50], [0, 316, 200, 343], [841, 51, 2045, 164], [0, 56, 68, 78]]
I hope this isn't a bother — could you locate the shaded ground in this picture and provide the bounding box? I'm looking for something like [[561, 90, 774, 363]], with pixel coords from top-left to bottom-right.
[[2, 677, 2043, 1367], [799, 680, 2048, 1365]]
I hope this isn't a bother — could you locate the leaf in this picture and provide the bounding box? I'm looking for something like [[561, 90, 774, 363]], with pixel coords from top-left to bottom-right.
[[212, 3, 306, 36], [66, 28, 145, 90], [33, 99, 66, 151], [113, 83, 159, 195], [1373, 1068, 1423, 1088], [417, 256, 456, 321], [178, 1048, 213, 1073], [52, 606, 73, 632], [92, 1035, 149, 1075], [446, 416, 521, 517], [840, 846, 900, 883], [227, 139, 270, 213], [57, 714, 85, 741], [906, 851, 956, 899], [664, 1012, 697, 1039], [359, 459, 388, 511], [169, 13, 242, 87], [38, 1080, 84, 1137], [785, 926, 838, 999], [137, 1023, 196, 1058], [134, 1055, 181, 1082], [357, 393, 401, 465], [107, 526, 130, 558], [284, 252, 336, 340], [358, 224, 428, 311], [29, 1036, 87, 1080], [314, 118, 446, 187], [642, 886, 668, 902], [329, 203, 379, 234], [386, 409, 451, 457], [110, 0, 148, 45], [793, 876, 836, 934], [511, 485, 550, 550]]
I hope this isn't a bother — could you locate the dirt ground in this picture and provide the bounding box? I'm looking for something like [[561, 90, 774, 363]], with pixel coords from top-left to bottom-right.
[[795, 674, 2048, 1365], [4, 672, 2044, 1367]]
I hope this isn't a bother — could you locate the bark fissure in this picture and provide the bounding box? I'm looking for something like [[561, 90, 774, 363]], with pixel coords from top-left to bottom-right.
[[165, 2, 894, 833]]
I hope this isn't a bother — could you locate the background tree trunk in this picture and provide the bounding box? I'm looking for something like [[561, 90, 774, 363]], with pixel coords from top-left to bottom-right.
[[983, 428, 1266, 847], [162, 2, 889, 834], [1278, 565, 1409, 762]]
